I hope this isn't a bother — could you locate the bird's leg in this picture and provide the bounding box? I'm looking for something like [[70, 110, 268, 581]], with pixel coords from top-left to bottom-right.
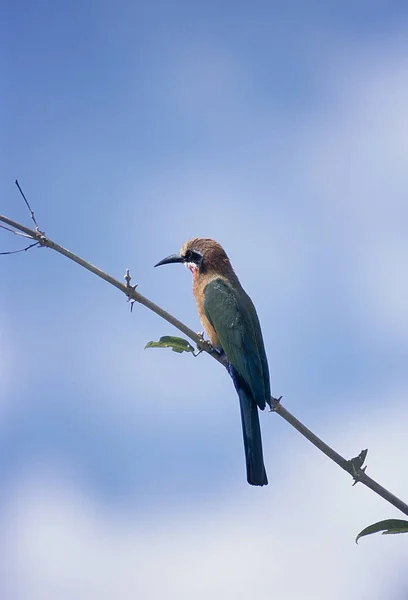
[[195, 333, 229, 368], [213, 347, 230, 369]]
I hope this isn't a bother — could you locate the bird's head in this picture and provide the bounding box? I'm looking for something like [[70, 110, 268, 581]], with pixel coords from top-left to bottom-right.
[[154, 238, 233, 277]]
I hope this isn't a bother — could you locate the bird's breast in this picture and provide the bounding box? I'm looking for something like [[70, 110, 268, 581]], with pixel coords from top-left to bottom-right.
[[192, 274, 221, 349]]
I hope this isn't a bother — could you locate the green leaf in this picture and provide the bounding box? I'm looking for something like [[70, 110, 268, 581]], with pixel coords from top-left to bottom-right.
[[356, 519, 408, 543], [145, 335, 195, 354]]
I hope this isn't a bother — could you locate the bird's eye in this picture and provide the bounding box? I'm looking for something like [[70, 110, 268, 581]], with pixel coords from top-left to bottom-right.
[[190, 251, 201, 262], [184, 249, 203, 266]]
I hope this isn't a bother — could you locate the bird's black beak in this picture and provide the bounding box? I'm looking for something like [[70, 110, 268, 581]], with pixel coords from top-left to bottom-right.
[[154, 253, 184, 267]]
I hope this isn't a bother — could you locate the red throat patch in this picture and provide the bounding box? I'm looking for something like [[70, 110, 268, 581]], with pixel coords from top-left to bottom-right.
[[187, 263, 198, 277]]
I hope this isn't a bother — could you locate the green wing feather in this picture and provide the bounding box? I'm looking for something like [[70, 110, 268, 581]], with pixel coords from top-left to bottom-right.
[[203, 278, 270, 410]]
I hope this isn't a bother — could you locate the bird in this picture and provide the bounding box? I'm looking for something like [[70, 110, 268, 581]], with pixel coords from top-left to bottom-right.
[[155, 238, 271, 486]]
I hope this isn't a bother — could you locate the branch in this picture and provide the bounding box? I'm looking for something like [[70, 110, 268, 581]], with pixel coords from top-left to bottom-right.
[[0, 215, 223, 363], [271, 401, 408, 515], [1, 213, 407, 517]]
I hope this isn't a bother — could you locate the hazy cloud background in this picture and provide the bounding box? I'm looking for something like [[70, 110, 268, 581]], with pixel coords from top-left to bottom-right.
[[2, 2, 408, 599]]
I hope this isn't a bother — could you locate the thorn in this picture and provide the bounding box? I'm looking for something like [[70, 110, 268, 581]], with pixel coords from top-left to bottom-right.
[[124, 269, 138, 290], [269, 395, 283, 411], [348, 449, 368, 471], [124, 269, 138, 312], [124, 269, 132, 287], [129, 298, 135, 313], [348, 450, 368, 485]]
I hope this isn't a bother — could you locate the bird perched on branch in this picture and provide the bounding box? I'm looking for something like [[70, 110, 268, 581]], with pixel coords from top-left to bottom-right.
[[155, 238, 271, 486]]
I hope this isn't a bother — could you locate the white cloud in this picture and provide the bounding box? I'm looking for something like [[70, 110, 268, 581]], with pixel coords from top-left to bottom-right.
[[5, 386, 408, 600], [357, 239, 408, 341], [4, 22, 408, 600], [129, 30, 408, 371], [294, 35, 408, 345]]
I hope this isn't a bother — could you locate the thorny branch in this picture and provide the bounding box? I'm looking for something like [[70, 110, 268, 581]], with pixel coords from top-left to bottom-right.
[[1, 208, 408, 518]]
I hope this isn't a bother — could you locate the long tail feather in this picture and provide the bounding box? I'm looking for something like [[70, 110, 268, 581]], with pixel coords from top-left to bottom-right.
[[237, 387, 268, 486], [226, 362, 268, 486]]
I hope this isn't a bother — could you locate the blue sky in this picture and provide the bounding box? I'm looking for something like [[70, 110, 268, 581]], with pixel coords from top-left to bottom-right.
[[2, 1, 408, 599]]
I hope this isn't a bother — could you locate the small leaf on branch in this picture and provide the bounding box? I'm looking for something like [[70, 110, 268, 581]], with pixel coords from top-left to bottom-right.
[[145, 336, 195, 354], [356, 519, 408, 543]]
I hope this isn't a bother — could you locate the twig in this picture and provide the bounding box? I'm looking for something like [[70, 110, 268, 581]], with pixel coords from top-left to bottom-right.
[[271, 400, 408, 515], [0, 217, 42, 254], [0, 215, 223, 362], [1, 212, 407, 517], [0, 242, 40, 255], [0, 222, 37, 239], [15, 180, 41, 231]]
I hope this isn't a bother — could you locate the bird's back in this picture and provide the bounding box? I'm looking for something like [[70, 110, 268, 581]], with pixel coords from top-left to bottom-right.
[[202, 276, 271, 410]]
